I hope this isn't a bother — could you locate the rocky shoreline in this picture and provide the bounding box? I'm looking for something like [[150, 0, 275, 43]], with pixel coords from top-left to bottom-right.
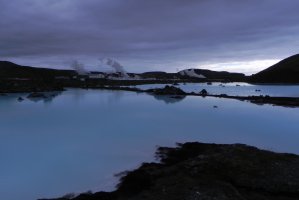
[[40, 142, 299, 200], [0, 79, 64, 93], [2, 83, 299, 108], [85, 85, 299, 108]]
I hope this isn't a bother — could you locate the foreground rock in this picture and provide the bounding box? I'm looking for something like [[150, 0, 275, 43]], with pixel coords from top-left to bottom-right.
[[41, 142, 299, 200]]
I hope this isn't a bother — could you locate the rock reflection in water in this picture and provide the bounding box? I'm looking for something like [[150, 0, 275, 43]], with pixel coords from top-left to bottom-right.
[[151, 94, 186, 104], [27, 91, 62, 103]]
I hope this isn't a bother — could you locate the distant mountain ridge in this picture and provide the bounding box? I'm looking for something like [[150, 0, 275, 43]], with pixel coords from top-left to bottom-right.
[[181, 68, 246, 81], [0, 61, 247, 81], [0, 61, 75, 80], [250, 54, 299, 83], [2, 54, 299, 83], [179, 69, 207, 79]]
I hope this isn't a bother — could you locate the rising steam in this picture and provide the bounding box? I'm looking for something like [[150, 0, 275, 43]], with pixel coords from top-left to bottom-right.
[[99, 58, 128, 77], [70, 60, 87, 75]]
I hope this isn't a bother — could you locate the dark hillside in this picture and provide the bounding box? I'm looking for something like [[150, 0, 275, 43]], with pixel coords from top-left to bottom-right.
[[250, 54, 299, 83], [0, 61, 75, 80]]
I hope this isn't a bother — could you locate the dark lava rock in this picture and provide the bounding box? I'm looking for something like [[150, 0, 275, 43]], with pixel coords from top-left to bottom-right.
[[17, 97, 24, 102], [220, 94, 228, 97], [199, 89, 208, 96], [147, 85, 186, 95], [27, 92, 47, 99], [42, 142, 299, 200], [248, 96, 299, 107]]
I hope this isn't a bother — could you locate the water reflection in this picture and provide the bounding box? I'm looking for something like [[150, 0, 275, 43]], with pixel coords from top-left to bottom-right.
[[135, 83, 299, 97], [107, 90, 125, 104], [151, 94, 186, 104], [0, 91, 63, 105], [0, 88, 299, 200], [27, 91, 62, 103]]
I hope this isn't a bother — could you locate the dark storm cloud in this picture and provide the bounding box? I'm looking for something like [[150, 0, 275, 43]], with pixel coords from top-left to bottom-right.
[[0, 0, 299, 73]]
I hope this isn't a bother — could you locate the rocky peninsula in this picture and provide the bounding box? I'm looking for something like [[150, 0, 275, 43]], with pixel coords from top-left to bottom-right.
[[86, 85, 299, 108]]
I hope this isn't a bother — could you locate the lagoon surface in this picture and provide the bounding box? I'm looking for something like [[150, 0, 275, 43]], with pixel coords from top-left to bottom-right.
[[1, 87, 299, 200], [135, 82, 299, 97]]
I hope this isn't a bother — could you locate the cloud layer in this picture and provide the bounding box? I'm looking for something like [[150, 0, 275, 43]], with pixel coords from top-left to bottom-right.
[[1, 0, 299, 74]]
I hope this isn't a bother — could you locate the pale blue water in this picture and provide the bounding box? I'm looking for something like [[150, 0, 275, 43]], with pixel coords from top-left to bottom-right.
[[134, 82, 299, 97], [0, 88, 299, 200]]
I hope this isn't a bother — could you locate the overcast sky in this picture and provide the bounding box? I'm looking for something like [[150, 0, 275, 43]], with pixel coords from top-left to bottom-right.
[[1, 0, 299, 74]]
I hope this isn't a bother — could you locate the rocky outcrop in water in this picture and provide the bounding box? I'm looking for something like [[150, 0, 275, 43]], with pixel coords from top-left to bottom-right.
[[199, 89, 208, 96], [146, 85, 186, 95]]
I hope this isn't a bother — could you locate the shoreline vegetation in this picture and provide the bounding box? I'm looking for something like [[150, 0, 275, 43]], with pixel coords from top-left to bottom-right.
[[40, 142, 299, 200]]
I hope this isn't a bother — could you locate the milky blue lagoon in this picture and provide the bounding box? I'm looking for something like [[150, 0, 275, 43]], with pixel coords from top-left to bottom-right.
[[1, 86, 299, 200], [135, 82, 299, 97]]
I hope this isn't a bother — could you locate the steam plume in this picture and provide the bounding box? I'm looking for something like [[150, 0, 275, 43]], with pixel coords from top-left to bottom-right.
[[100, 58, 128, 77], [70, 60, 87, 75], [100, 58, 124, 73]]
